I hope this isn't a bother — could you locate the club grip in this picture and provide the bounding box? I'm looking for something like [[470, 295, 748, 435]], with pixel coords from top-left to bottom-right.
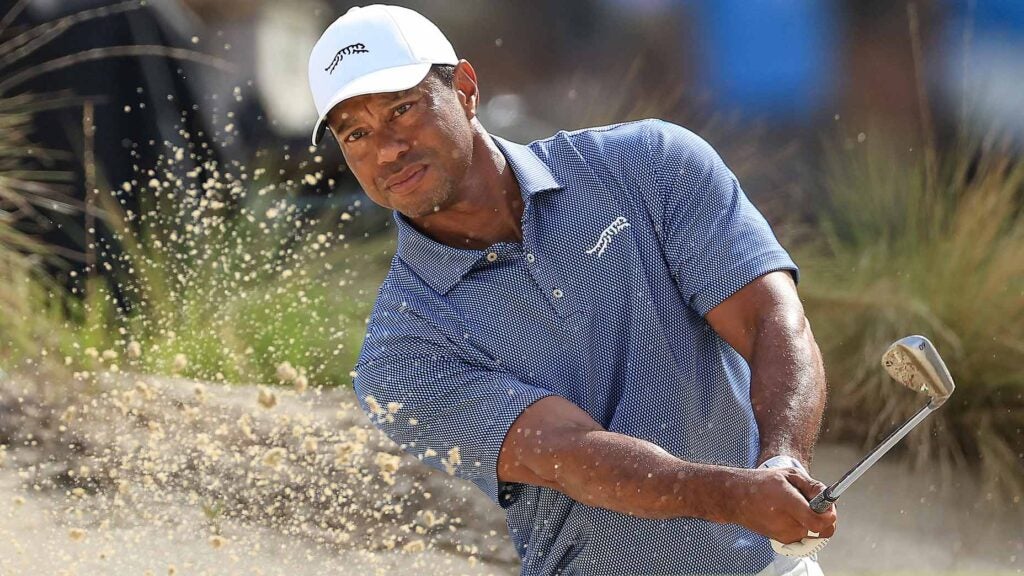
[[809, 489, 835, 514]]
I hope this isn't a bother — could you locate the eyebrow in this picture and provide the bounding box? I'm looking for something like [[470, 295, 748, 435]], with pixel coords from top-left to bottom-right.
[[334, 89, 416, 135]]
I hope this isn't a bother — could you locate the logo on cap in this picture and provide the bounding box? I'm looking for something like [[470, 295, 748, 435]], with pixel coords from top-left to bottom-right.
[[325, 43, 369, 74]]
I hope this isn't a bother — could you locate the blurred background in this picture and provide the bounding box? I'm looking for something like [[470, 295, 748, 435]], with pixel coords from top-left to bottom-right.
[[0, 1, 1022, 574]]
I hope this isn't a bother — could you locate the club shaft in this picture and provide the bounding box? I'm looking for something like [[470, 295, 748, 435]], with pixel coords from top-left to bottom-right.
[[827, 403, 936, 499]]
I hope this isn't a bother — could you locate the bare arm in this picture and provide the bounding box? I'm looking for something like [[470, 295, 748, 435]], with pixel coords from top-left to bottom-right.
[[705, 270, 827, 468], [498, 395, 724, 520], [497, 395, 836, 542]]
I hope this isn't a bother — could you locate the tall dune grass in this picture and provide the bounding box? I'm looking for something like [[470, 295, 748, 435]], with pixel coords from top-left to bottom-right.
[[790, 135, 1024, 498], [0, 87, 75, 365], [77, 146, 393, 388]]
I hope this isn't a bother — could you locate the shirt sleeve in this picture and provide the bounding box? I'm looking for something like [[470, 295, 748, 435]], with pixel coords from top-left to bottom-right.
[[645, 120, 799, 316], [352, 297, 556, 507]]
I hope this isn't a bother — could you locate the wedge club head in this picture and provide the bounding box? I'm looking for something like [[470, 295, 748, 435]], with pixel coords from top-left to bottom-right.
[[881, 335, 956, 408]]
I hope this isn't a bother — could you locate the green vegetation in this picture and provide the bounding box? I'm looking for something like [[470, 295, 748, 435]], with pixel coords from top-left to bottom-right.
[[0, 0, 231, 374], [0, 237, 67, 362], [0, 0, 392, 390], [74, 162, 394, 388], [790, 136, 1024, 498], [0, 90, 76, 365]]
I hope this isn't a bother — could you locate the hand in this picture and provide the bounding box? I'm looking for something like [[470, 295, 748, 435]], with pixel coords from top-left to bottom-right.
[[719, 467, 838, 544]]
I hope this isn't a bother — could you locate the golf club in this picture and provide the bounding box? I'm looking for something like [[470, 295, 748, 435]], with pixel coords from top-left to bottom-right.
[[770, 334, 956, 558]]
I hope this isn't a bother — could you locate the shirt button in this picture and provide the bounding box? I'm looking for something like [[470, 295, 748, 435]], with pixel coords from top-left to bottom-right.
[[552, 288, 563, 298], [486, 251, 498, 262], [526, 253, 535, 263]]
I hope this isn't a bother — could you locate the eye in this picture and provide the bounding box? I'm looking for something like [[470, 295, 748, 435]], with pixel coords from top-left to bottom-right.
[[345, 128, 367, 143], [392, 102, 413, 118]]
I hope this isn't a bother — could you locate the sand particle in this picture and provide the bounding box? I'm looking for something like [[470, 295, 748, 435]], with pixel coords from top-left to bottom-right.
[[276, 361, 298, 382], [171, 353, 188, 373], [262, 447, 287, 469], [258, 387, 278, 409]]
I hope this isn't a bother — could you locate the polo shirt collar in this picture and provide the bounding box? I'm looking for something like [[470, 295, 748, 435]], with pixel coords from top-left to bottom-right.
[[394, 135, 562, 295], [492, 135, 562, 197]]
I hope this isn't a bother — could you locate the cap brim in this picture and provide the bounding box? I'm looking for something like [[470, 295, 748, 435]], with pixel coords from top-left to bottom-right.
[[311, 62, 433, 146]]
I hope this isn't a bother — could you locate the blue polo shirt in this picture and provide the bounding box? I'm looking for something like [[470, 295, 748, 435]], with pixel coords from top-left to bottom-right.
[[353, 119, 799, 575]]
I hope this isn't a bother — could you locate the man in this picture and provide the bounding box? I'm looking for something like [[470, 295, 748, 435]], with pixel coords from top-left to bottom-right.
[[307, 5, 837, 575]]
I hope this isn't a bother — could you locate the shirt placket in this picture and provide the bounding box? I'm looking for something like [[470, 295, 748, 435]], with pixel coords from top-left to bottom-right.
[[520, 199, 587, 334]]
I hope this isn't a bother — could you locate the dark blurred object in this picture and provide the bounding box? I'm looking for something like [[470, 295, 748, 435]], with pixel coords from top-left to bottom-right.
[[5, 0, 218, 279], [3, 0, 366, 286]]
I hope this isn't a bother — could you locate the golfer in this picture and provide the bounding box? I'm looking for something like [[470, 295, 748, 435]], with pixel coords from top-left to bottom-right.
[[308, 5, 837, 575]]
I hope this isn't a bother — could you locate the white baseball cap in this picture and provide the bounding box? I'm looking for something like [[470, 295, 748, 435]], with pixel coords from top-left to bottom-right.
[[307, 4, 458, 146]]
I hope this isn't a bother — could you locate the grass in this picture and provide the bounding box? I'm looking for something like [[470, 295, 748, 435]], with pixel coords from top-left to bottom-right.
[[0, 84, 77, 367], [0, 0, 388, 388], [0, 0, 232, 374], [0, 238, 67, 361], [788, 133, 1024, 499], [75, 159, 395, 388]]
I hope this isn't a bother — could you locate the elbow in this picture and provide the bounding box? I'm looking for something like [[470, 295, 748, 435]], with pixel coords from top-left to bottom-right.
[[754, 305, 816, 353], [541, 427, 608, 499], [543, 427, 598, 488]]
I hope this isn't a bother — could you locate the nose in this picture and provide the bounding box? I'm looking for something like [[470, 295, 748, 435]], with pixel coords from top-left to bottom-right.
[[375, 125, 409, 165]]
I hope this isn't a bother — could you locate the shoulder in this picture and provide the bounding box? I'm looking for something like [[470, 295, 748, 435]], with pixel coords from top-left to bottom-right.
[[531, 119, 715, 159], [371, 258, 430, 317], [526, 119, 723, 182], [356, 271, 442, 367], [367, 256, 465, 340]]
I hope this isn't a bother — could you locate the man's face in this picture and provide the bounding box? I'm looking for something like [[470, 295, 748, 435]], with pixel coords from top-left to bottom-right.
[[326, 71, 474, 218]]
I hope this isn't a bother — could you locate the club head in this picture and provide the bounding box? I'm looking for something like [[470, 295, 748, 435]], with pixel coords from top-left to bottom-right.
[[881, 335, 956, 407]]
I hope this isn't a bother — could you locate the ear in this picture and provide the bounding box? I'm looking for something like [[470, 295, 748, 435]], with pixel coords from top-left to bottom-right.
[[453, 59, 480, 118]]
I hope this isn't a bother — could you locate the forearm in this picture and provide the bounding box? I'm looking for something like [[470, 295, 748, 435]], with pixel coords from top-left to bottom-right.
[[500, 395, 836, 540], [749, 314, 827, 467], [546, 429, 733, 521]]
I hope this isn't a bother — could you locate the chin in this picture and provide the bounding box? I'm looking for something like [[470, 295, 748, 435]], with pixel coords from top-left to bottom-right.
[[402, 186, 454, 218], [402, 201, 442, 219]]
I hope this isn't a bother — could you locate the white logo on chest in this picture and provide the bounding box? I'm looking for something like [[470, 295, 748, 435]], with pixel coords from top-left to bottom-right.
[[586, 216, 630, 258]]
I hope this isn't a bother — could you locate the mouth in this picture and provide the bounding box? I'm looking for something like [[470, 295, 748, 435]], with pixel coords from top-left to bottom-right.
[[385, 164, 428, 196]]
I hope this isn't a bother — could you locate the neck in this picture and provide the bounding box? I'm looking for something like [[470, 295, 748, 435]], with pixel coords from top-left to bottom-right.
[[407, 125, 523, 250]]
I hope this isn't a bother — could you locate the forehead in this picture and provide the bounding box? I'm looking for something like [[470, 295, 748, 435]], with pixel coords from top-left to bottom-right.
[[326, 75, 437, 129]]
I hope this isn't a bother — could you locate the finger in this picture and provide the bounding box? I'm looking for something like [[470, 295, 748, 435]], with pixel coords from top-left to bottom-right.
[[803, 506, 837, 534], [777, 521, 814, 545], [781, 477, 838, 532], [785, 470, 827, 501], [780, 503, 836, 540], [780, 511, 836, 542], [784, 471, 839, 528], [819, 503, 839, 538]]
